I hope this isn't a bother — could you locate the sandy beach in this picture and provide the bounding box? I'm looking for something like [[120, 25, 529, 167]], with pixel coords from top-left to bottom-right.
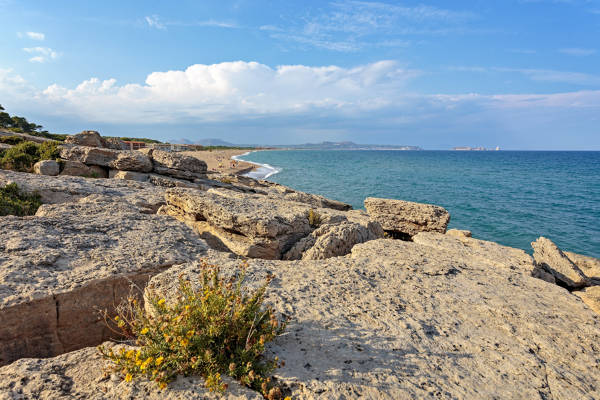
[[182, 149, 256, 175]]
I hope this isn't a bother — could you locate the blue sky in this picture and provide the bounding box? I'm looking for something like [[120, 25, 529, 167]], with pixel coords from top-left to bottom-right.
[[1, 0, 599, 149]]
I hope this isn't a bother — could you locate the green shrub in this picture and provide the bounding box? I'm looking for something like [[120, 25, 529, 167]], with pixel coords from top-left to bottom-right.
[[0, 135, 26, 145], [0, 183, 42, 216], [0, 140, 61, 172], [99, 260, 288, 398], [307, 209, 322, 228]]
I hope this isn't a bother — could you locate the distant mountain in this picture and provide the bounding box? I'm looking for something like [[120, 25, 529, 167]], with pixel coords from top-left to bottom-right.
[[271, 141, 421, 151], [172, 138, 238, 146]]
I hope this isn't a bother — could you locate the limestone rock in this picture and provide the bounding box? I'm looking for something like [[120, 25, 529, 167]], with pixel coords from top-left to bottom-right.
[[109, 151, 153, 172], [446, 228, 472, 238], [64, 130, 107, 148], [88, 165, 109, 178], [109, 170, 149, 182], [531, 237, 589, 288], [0, 196, 207, 365], [104, 137, 128, 150], [364, 197, 450, 238], [59, 160, 92, 177], [574, 286, 600, 314], [566, 251, 600, 284], [59, 145, 119, 167], [284, 220, 383, 260], [148, 173, 203, 189], [33, 160, 59, 176], [151, 149, 207, 180], [1, 169, 166, 210], [0, 142, 12, 149], [145, 240, 600, 399], [0, 344, 262, 399]]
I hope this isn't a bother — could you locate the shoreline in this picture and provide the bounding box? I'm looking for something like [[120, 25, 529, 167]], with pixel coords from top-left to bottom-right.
[[231, 150, 282, 180]]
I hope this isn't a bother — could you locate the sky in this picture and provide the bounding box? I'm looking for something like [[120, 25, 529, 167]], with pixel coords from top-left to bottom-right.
[[0, 0, 599, 149]]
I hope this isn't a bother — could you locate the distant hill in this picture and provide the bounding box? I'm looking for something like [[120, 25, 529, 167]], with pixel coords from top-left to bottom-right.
[[173, 138, 238, 146], [271, 141, 421, 151]]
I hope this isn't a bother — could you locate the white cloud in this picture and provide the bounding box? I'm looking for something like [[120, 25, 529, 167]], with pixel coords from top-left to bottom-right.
[[23, 47, 59, 63], [264, 1, 476, 51], [497, 67, 600, 85], [145, 15, 165, 29], [559, 47, 596, 56], [26, 31, 45, 40]]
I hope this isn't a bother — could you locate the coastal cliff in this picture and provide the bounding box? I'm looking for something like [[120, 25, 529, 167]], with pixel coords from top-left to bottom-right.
[[1, 132, 600, 399]]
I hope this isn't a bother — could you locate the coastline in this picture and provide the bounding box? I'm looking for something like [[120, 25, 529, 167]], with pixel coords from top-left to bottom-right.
[[182, 149, 259, 176], [231, 150, 281, 180]]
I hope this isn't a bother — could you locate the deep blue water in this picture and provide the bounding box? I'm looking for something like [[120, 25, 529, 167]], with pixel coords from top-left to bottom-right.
[[239, 150, 600, 258]]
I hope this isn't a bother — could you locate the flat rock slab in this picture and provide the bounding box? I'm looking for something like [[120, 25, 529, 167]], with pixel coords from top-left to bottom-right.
[[566, 251, 600, 284], [532, 237, 589, 288], [0, 169, 166, 212], [146, 241, 600, 399], [0, 195, 208, 365], [0, 344, 262, 400], [364, 197, 450, 238]]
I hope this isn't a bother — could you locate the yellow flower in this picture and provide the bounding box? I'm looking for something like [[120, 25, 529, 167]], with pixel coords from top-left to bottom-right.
[[185, 305, 190, 311], [126, 350, 134, 359], [140, 327, 149, 335], [157, 298, 166, 306], [186, 330, 195, 338], [180, 338, 189, 347], [159, 382, 167, 390], [135, 350, 141, 360], [284, 397, 292, 400], [124, 373, 132, 382], [155, 356, 164, 366]]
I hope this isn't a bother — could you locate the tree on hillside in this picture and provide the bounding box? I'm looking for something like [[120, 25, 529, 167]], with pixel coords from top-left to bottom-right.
[[0, 105, 43, 133]]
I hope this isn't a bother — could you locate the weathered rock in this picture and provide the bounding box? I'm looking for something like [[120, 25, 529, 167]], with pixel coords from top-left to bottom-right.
[[64, 130, 107, 148], [145, 240, 600, 399], [151, 149, 207, 180], [0, 142, 12, 149], [284, 220, 383, 260], [566, 251, 600, 284], [446, 228, 472, 238], [59, 160, 92, 177], [59, 145, 119, 167], [0, 169, 166, 210], [0, 197, 208, 366], [148, 173, 203, 189], [109, 170, 149, 182], [531, 237, 589, 288], [88, 165, 109, 178], [104, 137, 128, 150], [0, 130, 53, 144], [574, 286, 600, 314], [413, 231, 536, 274], [0, 343, 262, 399], [109, 151, 153, 172], [33, 160, 59, 176], [364, 197, 450, 238]]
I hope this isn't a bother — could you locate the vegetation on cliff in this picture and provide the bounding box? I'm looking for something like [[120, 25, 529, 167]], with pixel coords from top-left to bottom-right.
[[0, 104, 67, 141], [0, 140, 61, 172], [0, 183, 42, 216], [99, 260, 287, 399]]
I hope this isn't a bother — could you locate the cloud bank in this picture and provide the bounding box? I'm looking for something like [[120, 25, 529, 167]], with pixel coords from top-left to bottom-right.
[[1, 61, 599, 148]]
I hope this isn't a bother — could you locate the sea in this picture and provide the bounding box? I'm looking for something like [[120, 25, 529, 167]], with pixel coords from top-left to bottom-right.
[[235, 150, 600, 258]]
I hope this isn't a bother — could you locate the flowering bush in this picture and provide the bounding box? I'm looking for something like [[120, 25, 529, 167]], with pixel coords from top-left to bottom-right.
[[98, 260, 288, 399]]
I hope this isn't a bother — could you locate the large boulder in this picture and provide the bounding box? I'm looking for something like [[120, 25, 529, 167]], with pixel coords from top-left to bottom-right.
[[109, 170, 149, 182], [151, 149, 208, 180], [60, 160, 93, 177], [364, 197, 450, 238], [59, 145, 119, 167], [566, 251, 600, 284], [64, 130, 107, 148], [143, 239, 600, 399], [531, 237, 589, 288], [109, 151, 153, 172], [33, 160, 59, 176], [0, 195, 207, 366]]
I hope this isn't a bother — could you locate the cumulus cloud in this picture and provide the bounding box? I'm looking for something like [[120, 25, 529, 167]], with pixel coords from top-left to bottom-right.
[[1, 61, 599, 148], [23, 46, 59, 63]]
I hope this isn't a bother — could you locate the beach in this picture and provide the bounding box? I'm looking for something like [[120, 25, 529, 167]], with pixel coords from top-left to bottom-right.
[[182, 149, 257, 175]]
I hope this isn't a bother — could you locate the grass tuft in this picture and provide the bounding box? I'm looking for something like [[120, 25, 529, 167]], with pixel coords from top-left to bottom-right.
[[0, 183, 42, 216]]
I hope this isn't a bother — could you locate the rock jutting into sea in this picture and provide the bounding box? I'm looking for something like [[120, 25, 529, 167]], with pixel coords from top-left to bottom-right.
[[1, 131, 600, 399]]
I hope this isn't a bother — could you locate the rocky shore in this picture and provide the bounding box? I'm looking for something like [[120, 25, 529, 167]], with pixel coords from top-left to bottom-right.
[[1, 131, 600, 399]]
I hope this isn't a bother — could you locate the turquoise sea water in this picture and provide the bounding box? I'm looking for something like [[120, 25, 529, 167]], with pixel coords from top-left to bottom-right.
[[238, 150, 600, 258]]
